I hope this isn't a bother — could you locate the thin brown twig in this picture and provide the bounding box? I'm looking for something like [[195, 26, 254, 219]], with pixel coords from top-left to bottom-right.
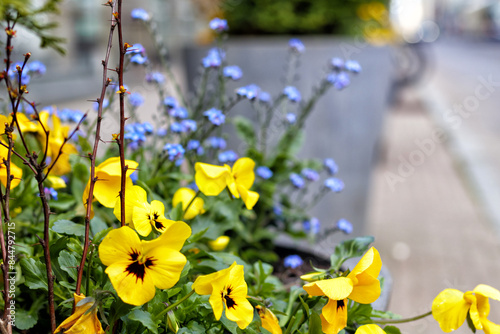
[[76, 0, 118, 296], [117, 0, 127, 225]]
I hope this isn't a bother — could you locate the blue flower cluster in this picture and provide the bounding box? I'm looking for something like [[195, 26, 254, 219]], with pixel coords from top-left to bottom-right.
[[8, 60, 46, 85], [163, 143, 185, 166], [202, 48, 225, 68], [126, 43, 148, 65], [324, 177, 344, 192], [187, 140, 204, 155], [283, 255, 303, 269], [207, 136, 226, 149], [218, 150, 238, 163], [283, 86, 301, 103], [289, 38, 305, 53], [209, 18, 229, 33], [146, 72, 165, 84], [223, 65, 243, 80], [324, 158, 339, 175], [289, 173, 305, 189], [256, 166, 273, 179], [326, 58, 361, 90], [303, 217, 321, 234], [336, 219, 353, 234], [124, 122, 153, 150], [128, 92, 145, 107], [301, 168, 319, 182], [131, 8, 150, 21], [203, 108, 225, 126], [58, 108, 85, 123], [236, 84, 270, 102]]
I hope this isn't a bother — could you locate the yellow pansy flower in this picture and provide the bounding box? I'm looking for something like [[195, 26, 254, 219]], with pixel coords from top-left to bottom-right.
[[303, 247, 382, 334], [172, 187, 205, 219], [256, 305, 282, 334], [195, 157, 259, 210], [0, 143, 22, 189], [47, 175, 67, 189], [99, 223, 191, 306], [55, 293, 104, 334], [83, 157, 138, 210], [114, 185, 174, 236], [432, 284, 500, 334], [192, 262, 254, 329], [208, 236, 230, 251], [355, 324, 386, 334]]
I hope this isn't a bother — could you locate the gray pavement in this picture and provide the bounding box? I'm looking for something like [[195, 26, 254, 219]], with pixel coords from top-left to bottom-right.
[[367, 86, 500, 333]]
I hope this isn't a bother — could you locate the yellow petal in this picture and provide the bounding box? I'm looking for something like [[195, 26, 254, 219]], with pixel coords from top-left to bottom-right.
[[303, 277, 353, 300], [144, 247, 186, 290], [432, 288, 470, 332], [144, 221, 192, 252], [474, 284, 500, 302], [93, 174, 120, 208], [348, 247, 382, 282], [237, 185, 259, 210], [97, 157, 138, 177], [467, 292, 482, 330], [131, 204, 153, 237], [98, 226, 142, 266], [481, 317, 500, 334], [15, 112, 39, 133], [321, 298, 348, 334], [355, 324, 387, 334], [55, 293, 104, 334], [208, 236, 230, 251], [47, 175, 67, 189], [105, 261, 156, 306], [195, 162, 229, 196], [209, 288, 225, 320], [225, 295, 254, 329], [257, 306, 282, 334], [232, 157, 256, 190], [172, 187, 205, 220], [348, 271, 381, 304], [114, 185, 147, 225]]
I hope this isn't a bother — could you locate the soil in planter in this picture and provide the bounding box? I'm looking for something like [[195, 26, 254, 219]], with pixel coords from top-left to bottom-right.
[[273, 246, 330, 289]]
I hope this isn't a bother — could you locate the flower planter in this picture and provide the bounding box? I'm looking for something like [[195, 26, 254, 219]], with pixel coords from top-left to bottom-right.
[[274, 244, 392, 312], [182, 36, 393, 243]]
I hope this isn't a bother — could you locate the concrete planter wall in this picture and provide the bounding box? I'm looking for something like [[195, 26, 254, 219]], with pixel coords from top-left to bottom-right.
[[183, 36, 393, 250]]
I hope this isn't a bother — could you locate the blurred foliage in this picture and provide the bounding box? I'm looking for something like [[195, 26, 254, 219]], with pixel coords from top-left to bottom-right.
[[0, 0, 65, 54], [221, 0, 391, 35]]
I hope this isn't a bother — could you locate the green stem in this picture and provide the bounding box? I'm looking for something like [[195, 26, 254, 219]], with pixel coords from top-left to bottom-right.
[[370, 311, 432, 325], [183, 190, 201, 218], [154, 290, 195, 321]]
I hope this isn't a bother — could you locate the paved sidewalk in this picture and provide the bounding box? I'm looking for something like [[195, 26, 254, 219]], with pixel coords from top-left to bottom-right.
[[366, 87, 500, 333]]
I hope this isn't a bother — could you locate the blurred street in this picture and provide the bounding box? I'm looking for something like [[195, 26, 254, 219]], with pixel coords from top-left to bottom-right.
[[367, 37, 500, 333]]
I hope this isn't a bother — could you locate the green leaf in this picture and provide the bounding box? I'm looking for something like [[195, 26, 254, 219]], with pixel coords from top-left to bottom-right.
[[51, 219, 85, 237], [233, 116, 256, 148], [384, 326, 402, 334], [58, 250, 78, 280], [49, 193, 76, 211], [20, 258, 47, 291], [330, 236, 375, 270], [14, 309, 38, 330], [308, 311, 323, 334], [170, 202, 184, 221], [128, 309, 160, 334], [90, 216, 108, 236], [220, 312, 239, 334], [177, 321, 206, 334]]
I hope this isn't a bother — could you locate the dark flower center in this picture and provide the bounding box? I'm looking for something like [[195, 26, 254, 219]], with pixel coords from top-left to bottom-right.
[[337, 299, 345, 310], [222, 286, 237, 309], [125, 251, 155, 282]]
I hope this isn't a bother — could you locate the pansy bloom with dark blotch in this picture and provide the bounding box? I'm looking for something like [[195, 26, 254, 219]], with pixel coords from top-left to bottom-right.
[[192, 262, 254, 329], [99, 223, 191, 306], [303, 247, 382, 334], [114, 185, 175, 236]]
